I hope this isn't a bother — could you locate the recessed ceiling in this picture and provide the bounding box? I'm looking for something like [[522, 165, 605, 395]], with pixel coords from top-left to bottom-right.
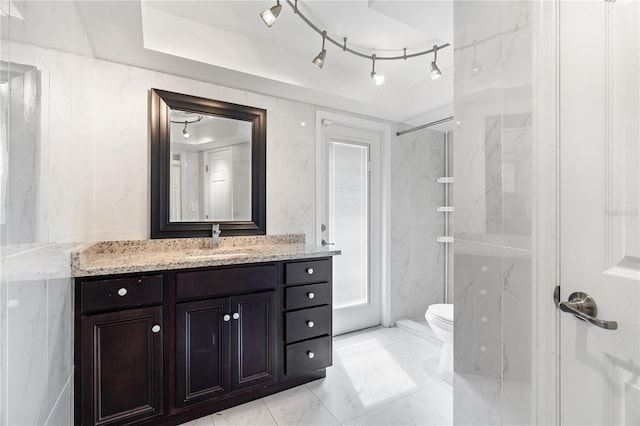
[[75, 0, 453, 124]]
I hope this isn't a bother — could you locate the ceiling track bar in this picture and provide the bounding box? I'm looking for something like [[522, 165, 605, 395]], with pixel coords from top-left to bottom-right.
[[396, 116, 454, 136], [285, 0, 450, 60]]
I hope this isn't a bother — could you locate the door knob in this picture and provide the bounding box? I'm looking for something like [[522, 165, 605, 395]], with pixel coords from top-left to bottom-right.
[[554, 289, 618, 330]]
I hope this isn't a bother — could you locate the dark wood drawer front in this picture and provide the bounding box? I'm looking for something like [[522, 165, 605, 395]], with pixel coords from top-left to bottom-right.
[[285, 283, 331, 310], [80, 275, 163, 313], [285, 259, 331, 285], [285, 305, 331, 343], [177, 264, 277, 301], [285, 335, 332, 376]]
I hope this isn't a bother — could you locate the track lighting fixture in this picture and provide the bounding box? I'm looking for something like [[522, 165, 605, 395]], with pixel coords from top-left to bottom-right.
[[370, 54, 384, 85], [312, 30, 327, 69], [260, 0, 282, 27], [170, 115, 203, 140], [430, 45, 442, 80], [471, 41, 482, 76], [260, 0, 450, 83]]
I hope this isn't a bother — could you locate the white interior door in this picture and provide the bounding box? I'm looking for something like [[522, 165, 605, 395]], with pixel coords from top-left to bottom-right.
[[559, 1, 640, 424], [318, 120, 382, 336], [204, 148, 233, 221]]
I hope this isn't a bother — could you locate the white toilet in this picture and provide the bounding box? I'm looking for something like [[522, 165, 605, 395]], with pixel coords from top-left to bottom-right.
[[425, 303, 453, 385]]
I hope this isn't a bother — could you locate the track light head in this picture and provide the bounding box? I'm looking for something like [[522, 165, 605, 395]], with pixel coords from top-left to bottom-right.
[[430, 45, 442, 80], [260, 1, 281, 27], [312, 50, 327, 68], [370, 54, 384, 85], [182, 122, 190, 139], [312, 31, 327, 69]]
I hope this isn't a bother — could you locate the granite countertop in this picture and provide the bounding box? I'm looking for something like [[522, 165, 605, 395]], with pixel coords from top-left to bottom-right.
[[71, 234, 341, 277]]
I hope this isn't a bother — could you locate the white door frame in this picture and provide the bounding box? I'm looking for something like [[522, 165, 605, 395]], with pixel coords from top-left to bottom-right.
[[315, 110, 392, 328], [532, 1, 560, 424]]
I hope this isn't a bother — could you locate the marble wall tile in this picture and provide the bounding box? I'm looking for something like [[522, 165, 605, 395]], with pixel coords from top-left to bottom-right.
[[391, 127, 446, 323], [6, 279, 49, 425]]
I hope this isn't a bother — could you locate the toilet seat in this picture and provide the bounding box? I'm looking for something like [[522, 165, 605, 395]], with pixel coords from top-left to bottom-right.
[[426, 303, 453, 324]]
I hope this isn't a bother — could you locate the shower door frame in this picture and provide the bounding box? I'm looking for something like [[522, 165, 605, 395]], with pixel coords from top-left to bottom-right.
[[532, 1, 561, 425]]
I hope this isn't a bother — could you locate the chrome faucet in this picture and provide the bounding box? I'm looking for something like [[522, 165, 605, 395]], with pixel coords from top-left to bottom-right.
[[212, 224, 221, 249]]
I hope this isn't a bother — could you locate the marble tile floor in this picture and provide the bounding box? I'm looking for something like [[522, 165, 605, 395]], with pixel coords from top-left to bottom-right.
[[180, 326, 452, 426]]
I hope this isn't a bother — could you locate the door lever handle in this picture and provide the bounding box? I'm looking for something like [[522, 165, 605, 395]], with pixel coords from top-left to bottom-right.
[[554, 289, 618, 330]]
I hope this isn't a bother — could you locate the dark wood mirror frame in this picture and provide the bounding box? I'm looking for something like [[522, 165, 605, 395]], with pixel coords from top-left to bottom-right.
[[150, 88, 266, 238]]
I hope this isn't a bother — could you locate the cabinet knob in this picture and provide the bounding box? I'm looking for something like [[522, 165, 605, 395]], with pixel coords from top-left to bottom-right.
[[233, 313, 240, 320], [307, 351, 315, 359], [307, 292, 315, 299], [137, 279, 142, 284], [306, 268, 314, 275], [117, 288, 127, 297], [307, 320, 314, 328], [151, 325, 161, 333], [223, 314, 231, 322]]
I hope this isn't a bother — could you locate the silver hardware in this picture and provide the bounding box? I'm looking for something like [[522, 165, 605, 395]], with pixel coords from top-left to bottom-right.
[[436, 206, 455, 213], [307, 351, 315, 359], [152, 325, 161, 333], [137, 279, 142, 284], [306, 268, 314, 275], [223, 314, 231, 322], [307, 321, 314, 328], [117, 288, 127, 297], [233, 313, 240, 320], [307, 292, 315, 299], [212, 224, 221, 249], [321, 239, 335, 247], [554, 289, 618, 330]]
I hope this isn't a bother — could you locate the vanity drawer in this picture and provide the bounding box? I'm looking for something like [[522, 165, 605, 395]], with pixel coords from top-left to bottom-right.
[[285, 335, 332, 376], [284, 305, 331, 343], [285, 283, 331, 310], [80, 275, 163, 313], [177, 264, 277, 301], [284, 259, 331, 285]]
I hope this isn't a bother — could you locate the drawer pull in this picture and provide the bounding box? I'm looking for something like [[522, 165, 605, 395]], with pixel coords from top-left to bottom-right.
[[306, 268, 314, 275], [307, 320, 315, 328], [117, 288, 127, 297], [137, 279, 142, 284], [151, 325, 161, 333], [223, 314, 231, 322], [307, 351, 315, 359], [307, 292, 315, 299], [233, 313, 240, 320]]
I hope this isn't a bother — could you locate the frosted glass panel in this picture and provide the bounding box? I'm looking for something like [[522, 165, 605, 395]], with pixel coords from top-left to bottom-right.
[[328, 141, 369, 309]]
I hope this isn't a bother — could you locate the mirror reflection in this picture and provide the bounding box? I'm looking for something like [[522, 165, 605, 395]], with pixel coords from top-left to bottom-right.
[[169, 109, 252, 222]]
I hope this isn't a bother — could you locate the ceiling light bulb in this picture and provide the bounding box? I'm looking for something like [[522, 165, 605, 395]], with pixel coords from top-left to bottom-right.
[[430, 45, 442, 80], [471, 57, 482, 76], [430, 62, 442, 80], [313, 31, 327, 69], [372, 73, 385, 85], [182, 123, 190, 139], [312, 50, 327, 68], [260, 1, 281, 27]]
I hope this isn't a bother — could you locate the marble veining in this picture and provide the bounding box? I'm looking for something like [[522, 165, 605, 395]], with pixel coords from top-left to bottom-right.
[[72, 235, 340, 277]]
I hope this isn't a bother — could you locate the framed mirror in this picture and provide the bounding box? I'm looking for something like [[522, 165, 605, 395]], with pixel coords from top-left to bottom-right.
[[150, 89, 266, 238]]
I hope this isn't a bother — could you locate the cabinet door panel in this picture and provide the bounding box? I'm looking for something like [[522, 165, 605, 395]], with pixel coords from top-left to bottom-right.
[[231, 292, 277, 390], [176, 298, 230, 407], [81, 306, 163, 426]]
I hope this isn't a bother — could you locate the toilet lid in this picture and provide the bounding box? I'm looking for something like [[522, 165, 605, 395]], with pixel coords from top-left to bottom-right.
[[428, 304, 453, 323]]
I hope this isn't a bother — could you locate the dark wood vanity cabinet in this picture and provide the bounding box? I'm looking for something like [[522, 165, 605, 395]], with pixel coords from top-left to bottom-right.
[[75, 257, 333, 426], [77, 276, 164, 426], [176, 291, 277, 408]]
